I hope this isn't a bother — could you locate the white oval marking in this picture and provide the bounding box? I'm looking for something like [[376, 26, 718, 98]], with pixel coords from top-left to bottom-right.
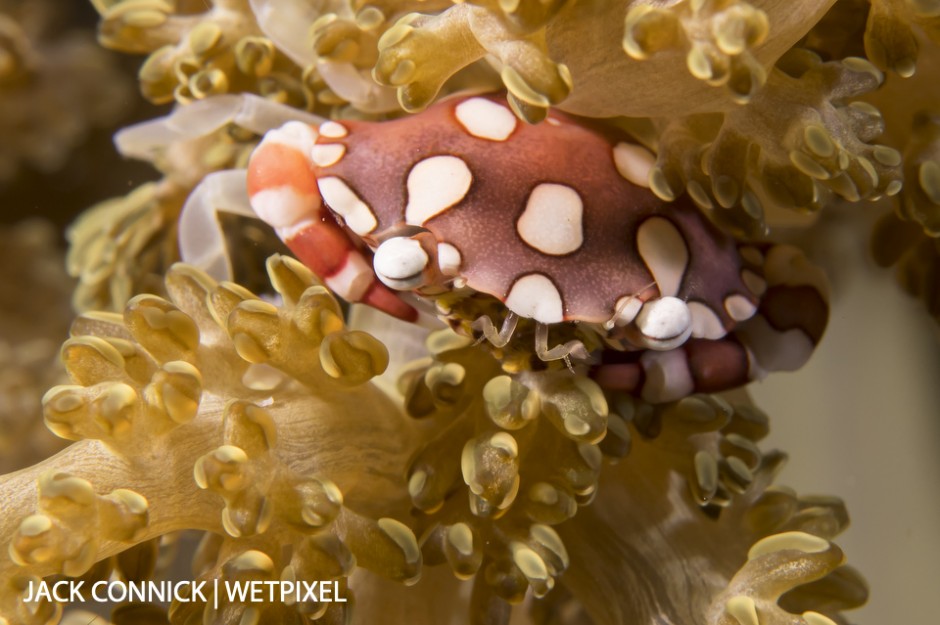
[[437, 242, 462, 276], [613, 142, 655, 188], [636, 217, 689, 298], [250, 187, 318, 230], [326, 251, 372, 301], [608, 295, 643, 328], [724, 294, 758, 321], [688, 301, 727, 339], [319, 121, 348, 138], [405, 156, 473, 225], [455, 98, 517, 141], [317, 177, 377, 235], [374, 237, 428, 289], [277, 218, 318, 242], [311, 143, 345, 167], [264, 121, 319, 153], [516, 183, 584, 255], [505, 274, 564, 323]]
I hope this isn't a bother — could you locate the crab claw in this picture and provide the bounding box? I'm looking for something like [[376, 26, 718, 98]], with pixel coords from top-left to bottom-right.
[[247, 120, 418, 322], [593, 244, 829, 402]]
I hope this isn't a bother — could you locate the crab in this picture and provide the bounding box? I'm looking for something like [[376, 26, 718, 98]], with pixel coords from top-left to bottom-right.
[[246, 94, 829, 402]]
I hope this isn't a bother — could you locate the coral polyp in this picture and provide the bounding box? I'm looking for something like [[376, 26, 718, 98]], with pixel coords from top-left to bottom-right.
[[0, 257, 865, 625], [2, 257, 417, 623]]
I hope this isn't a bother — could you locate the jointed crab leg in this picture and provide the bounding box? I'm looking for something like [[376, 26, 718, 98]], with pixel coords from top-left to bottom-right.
[[472, 312, 520, 348]]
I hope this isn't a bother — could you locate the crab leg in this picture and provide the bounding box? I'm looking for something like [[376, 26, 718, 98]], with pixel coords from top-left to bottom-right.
[[247, 121, 417, 321], [534, 323, 590, 362], [472, 312, 520, 348]]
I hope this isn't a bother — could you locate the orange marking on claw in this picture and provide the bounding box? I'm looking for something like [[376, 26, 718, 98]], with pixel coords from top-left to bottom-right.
[[248, 142, 319, 197]]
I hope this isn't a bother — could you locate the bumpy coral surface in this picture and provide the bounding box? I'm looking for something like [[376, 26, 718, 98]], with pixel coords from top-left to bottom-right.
[[0, 259, 865, 625], [2, 0, 939, 623]]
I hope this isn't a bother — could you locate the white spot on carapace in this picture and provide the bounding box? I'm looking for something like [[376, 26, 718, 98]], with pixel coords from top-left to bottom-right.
[[635, 296, 692, 350], [317, 177, 377, 235], [688, 301, 727, 339], [608, 295, 643, 328], [455, 97, 517, 141], [724, 294, 757, 321], [374, 237, 429, 290], [437, 242, 462, 276], [325, 250, 372, 301], [640, 348, 694, 403], [545, 118, 561, 127], [741, 269, 767, 296], [264, 121, 319, 153], [405, 156, 473, 225], [516, 184, 584, 255], [613, 142, 655, 188], [636, 217, 689, 298], [250, 187, 319, 230], [505, 274, 564, 323], [311, 143, 345, 167], [319, 121, 348, 138]]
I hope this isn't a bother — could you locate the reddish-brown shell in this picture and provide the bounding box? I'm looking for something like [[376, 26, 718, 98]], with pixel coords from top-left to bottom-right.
[[309, 95, 758, 331]]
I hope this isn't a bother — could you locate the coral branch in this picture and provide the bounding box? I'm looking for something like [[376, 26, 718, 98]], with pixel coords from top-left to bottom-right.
[[1, 257, 420, 622], [650, 50, 901, 236]]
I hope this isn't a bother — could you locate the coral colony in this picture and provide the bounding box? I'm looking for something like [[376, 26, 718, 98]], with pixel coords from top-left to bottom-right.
[[0, 1, 937, 624]]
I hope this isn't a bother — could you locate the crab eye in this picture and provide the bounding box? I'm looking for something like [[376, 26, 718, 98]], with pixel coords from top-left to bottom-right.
[[374, 236, 430, 290], [632, 296, 693, 351]]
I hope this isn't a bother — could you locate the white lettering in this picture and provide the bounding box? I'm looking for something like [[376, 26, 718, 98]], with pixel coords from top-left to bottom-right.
[[24, 580, 215, 604], [189, 581, 208, 602], [107, 581, 127, 602], [225, 579, 249, 602], [149, 581, 167, 603], [127, 581, 146, 602], [279, 581, 295, 602], [300, 581, 319, 602], [67, 581, 85, 602]]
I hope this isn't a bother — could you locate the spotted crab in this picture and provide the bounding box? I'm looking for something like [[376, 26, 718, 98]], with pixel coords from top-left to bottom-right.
[[245, 94, 828, 402]]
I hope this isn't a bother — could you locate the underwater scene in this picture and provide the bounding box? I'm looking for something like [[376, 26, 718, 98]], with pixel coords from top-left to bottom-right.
[[0, 1, 938, 624]]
